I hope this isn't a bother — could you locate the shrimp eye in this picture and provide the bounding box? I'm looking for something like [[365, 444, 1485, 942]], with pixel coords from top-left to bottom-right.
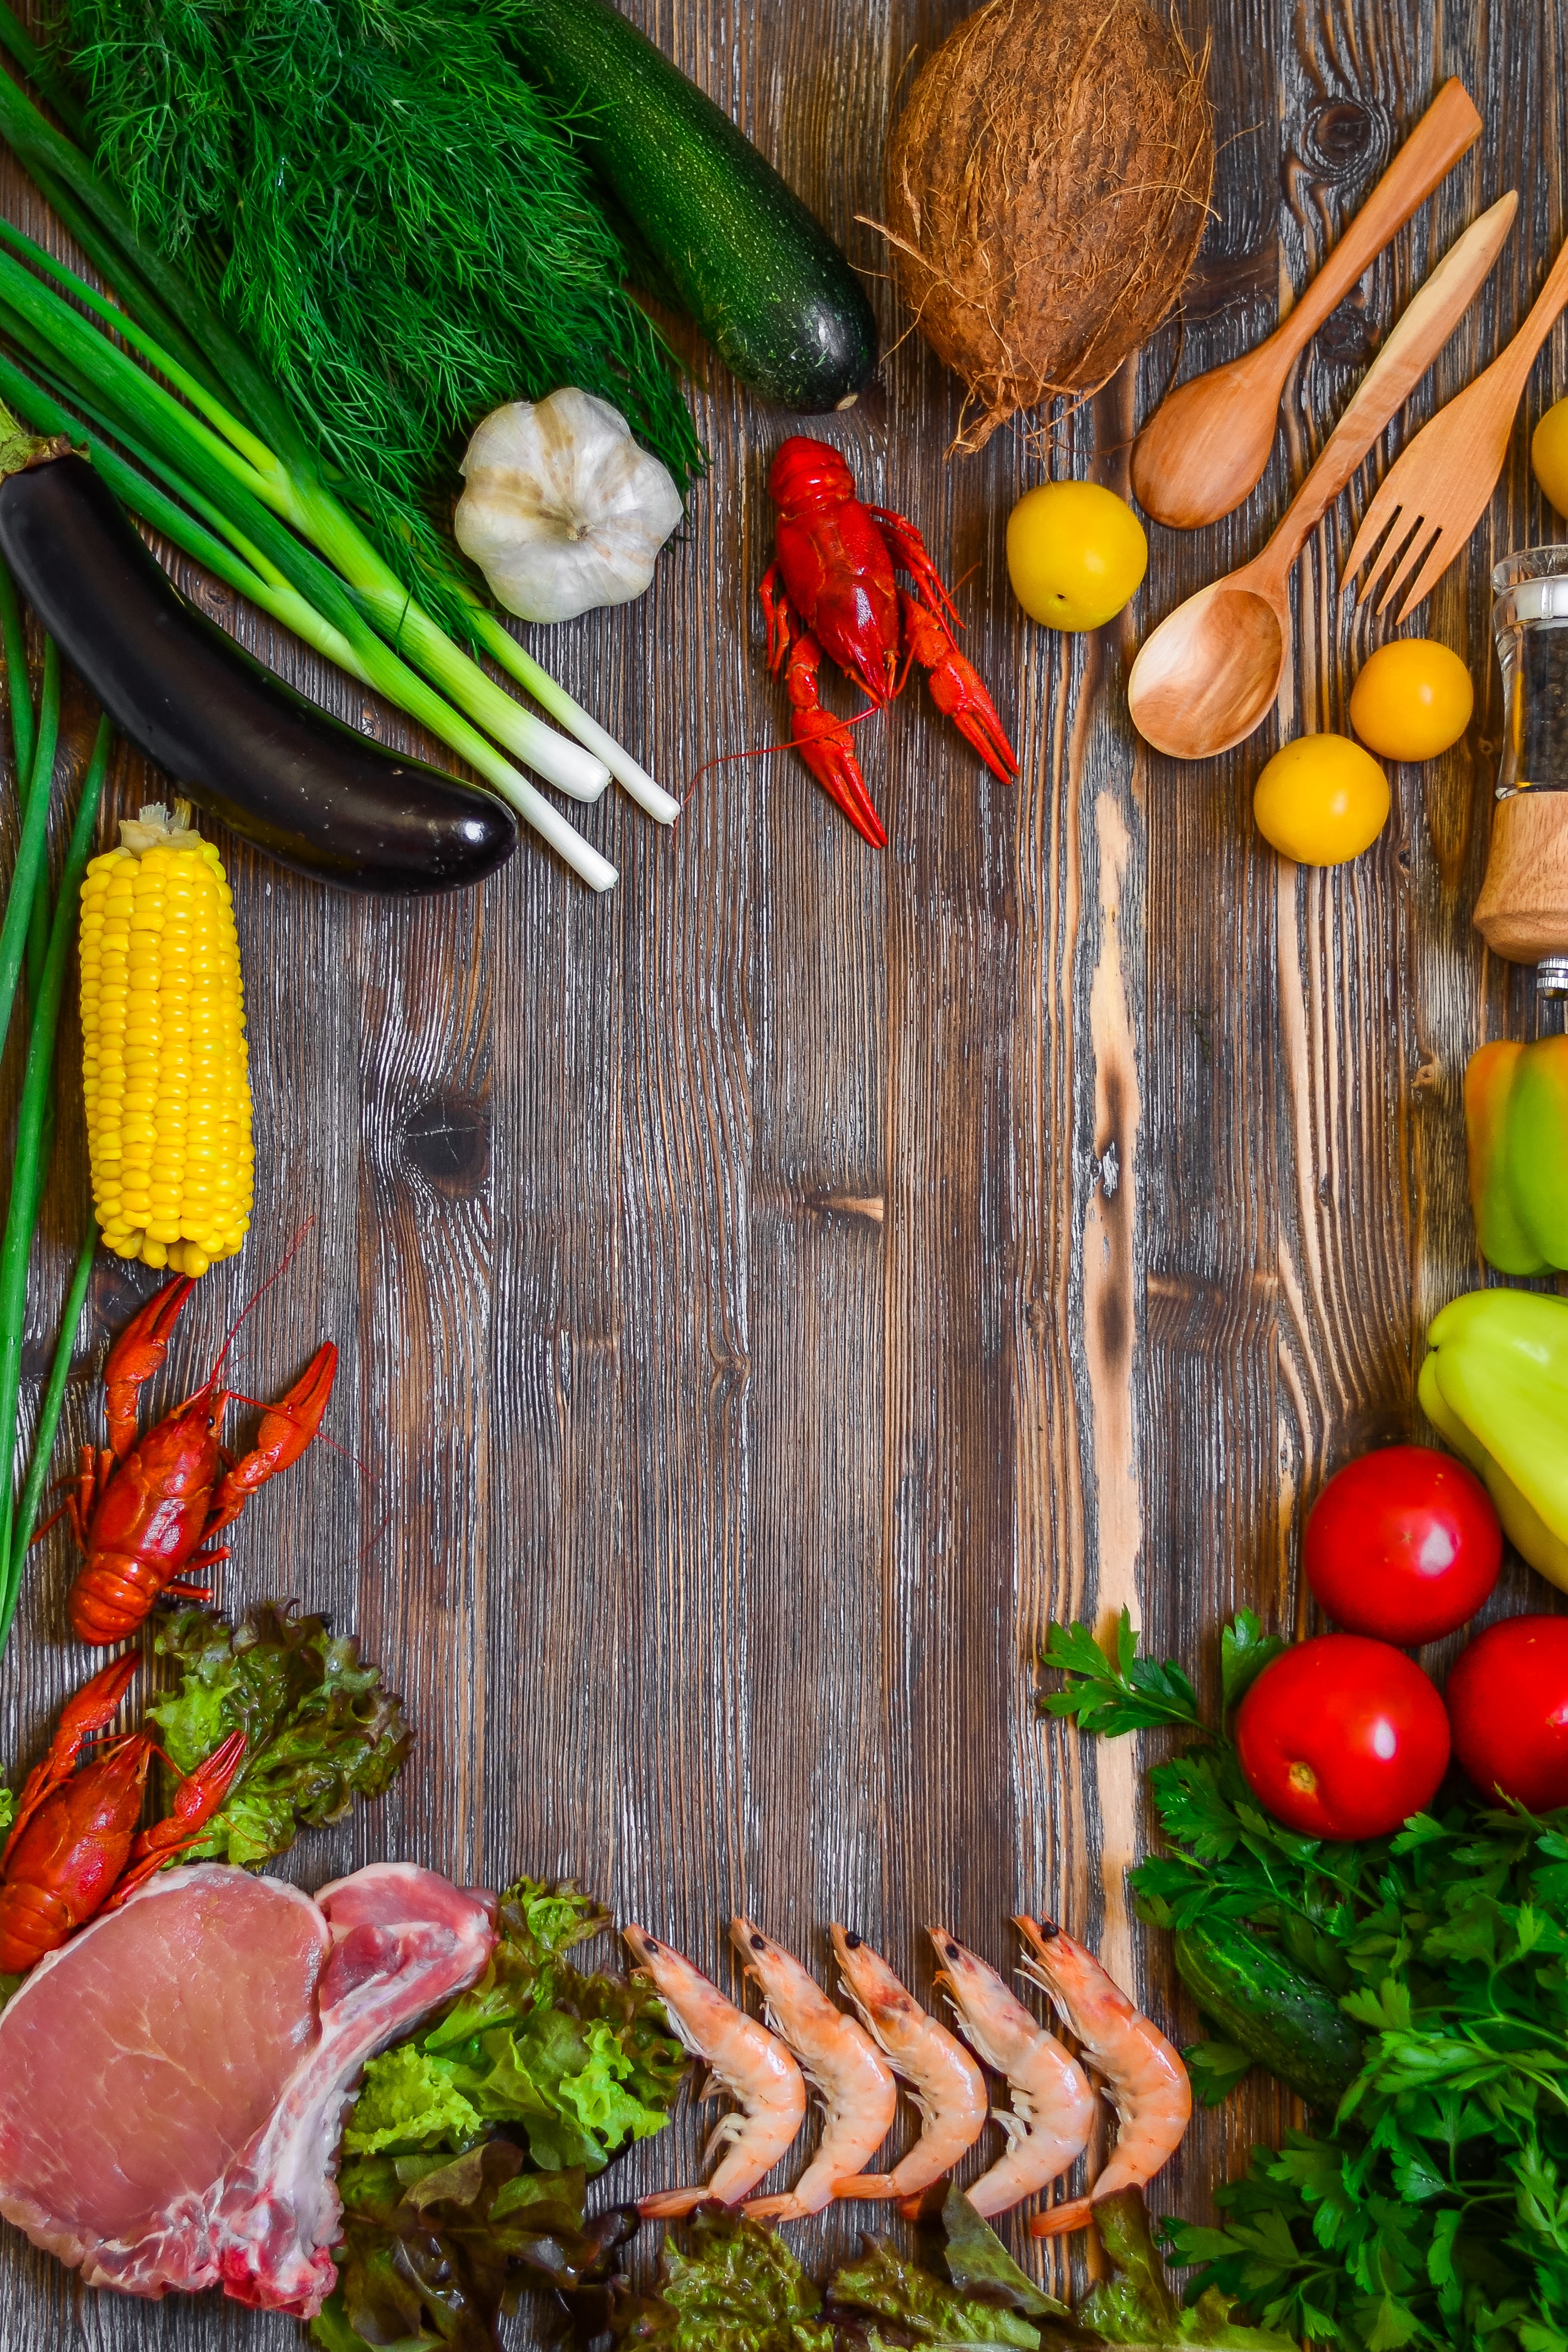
[[1035, 1918, 1060, 1940], [843, 1931, 863, 1950], [645, 1937, 660, 1952], [941, 1938, 960, 1959], [751, 1932, 768, 1953]]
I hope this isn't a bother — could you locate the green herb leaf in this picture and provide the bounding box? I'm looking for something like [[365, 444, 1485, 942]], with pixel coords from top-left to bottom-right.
[[322, 1880, 675, 2352], [59, 0, 706, 627], [1082, 2192, 1295, 2348], [319, 2140, 634, 2351], [1039, 1612, 1204, 1735], [829, 2238, 1042, 2348], [340, 1874, 686, 2174], [151, 1603, 410, 1867], [1185, 2041, 1257, 2108], [939, 2185, 1073, 2321], [1219, 1615, 1288, 1713], [614, 2210, 834, 2352], [343, 2044, 486, 2157]]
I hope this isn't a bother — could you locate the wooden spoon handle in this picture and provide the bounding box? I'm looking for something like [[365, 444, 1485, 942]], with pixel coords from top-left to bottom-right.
[[1482, 229, 1568, 407], [1263, 192, 1518, 574], [1267, 79, 1483, 365]]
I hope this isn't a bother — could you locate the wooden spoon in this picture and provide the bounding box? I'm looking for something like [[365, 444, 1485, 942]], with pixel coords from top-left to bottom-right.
[[1131, 78, 1482, 530], [1126, 194, 1517, 762]]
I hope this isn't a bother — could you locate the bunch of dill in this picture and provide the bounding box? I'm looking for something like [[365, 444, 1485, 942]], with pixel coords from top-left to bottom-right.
[[55, 0, 704, 624]]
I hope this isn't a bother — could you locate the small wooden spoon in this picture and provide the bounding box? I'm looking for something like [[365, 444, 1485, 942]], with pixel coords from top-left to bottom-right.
[[1127, 193, 1517, 761], [1131, 78, 1482, 530]]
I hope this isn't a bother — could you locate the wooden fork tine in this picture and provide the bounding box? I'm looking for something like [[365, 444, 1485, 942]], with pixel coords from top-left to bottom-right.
[[1369, 515, 1438, 616], [1345, 479, 1408, 585], [1388, 526, 1458, 624]]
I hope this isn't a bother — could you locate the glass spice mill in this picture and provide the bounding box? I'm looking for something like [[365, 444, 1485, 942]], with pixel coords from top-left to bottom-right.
[[1475, 548, 1568, 995]]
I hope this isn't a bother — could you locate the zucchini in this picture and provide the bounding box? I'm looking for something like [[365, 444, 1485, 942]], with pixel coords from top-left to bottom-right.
[[508, 0, 878, 413], [1174, 1920, 1362, 2112]]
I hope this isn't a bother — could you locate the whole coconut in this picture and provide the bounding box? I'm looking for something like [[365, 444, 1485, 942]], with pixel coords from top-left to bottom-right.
[[882, 0, 1213, 448]]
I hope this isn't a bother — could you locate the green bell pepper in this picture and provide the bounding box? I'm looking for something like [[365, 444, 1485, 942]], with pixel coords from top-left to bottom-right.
[[1419, 1289, 1568, 1594], [1465, 1036, 1568, 1274]]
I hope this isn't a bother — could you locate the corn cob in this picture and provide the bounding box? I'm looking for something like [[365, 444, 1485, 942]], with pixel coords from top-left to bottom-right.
[[78, 800, 252, 1276]]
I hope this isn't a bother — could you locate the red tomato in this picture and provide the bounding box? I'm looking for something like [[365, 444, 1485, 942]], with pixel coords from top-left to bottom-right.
[[1304, 1445, 1501, 1643], [1234, 1635, 1451, 1839], [1445, 1616, 1568, 1811]]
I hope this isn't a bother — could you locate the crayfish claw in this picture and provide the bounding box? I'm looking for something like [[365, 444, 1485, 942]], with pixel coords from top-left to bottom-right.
[[900, 592, 1019, 784], [104, 1275, 196, 1458], [781, 627, 887, 849], [207, 1341, 339, 1534], [8, 1653, 141, 1842], [104, 1729, 247, 1909]]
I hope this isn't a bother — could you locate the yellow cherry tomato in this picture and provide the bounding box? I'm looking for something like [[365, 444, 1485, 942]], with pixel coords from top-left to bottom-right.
[[1533, 395, 1568, 517], [1348, 639, 1474, 761], [1006, 481, 1147, 632], [1253, 734, 1391, 867]]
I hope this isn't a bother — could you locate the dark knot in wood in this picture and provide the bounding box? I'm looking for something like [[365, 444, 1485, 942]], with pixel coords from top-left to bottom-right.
[[1301, 98, 1388, 181], [400, 1092, 491, 1199]]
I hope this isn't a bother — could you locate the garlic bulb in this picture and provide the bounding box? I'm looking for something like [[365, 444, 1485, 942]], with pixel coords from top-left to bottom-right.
[[454, 387, 683, 624]]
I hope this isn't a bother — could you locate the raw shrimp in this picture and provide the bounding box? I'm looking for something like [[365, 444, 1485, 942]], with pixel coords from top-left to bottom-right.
[[830, 1926, 988, 2199], [930, 1927, 1095, 2220], [1015, 1916, 1192, 2236], [732, 1917, 898, 2218], [622, 1925, 807, 2216]]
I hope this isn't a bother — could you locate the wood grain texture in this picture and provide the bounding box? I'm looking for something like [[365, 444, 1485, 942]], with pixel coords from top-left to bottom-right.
[[0, 0, 1565, 2343]]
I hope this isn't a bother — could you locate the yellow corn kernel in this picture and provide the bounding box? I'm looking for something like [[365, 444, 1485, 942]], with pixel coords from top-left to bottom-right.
[[79, 801, 251, 1276]]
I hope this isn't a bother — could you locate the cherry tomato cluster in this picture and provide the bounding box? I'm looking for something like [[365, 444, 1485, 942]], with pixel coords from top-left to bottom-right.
[[1235, 1444, 1568, 1840]]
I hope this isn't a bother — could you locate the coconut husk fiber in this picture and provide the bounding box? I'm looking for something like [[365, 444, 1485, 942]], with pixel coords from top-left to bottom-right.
[[881, 0, 1213, 450]]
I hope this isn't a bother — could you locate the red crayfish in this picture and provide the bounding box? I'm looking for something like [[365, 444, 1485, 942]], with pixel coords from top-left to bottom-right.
[[50, 1274, 337, 1647], [760, 437, 1018, 846], [0, 1652, 245, 1974]]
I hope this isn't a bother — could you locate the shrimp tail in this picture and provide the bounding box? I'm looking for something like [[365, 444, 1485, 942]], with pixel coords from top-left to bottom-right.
[[1029, 2195, 1096, 2237], [640, 2187, 723, 2219], [743, 2189, 821, 2220]]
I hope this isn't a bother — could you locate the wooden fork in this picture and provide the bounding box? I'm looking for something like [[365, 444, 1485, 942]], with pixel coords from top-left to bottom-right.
[[1346, 230, 1568, 620]]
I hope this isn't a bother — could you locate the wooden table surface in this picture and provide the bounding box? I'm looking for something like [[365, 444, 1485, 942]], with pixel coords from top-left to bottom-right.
[[1, 0, 1565, 2343]]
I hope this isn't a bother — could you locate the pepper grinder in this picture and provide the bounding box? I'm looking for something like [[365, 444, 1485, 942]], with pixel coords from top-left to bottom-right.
[[1474, 548, 1568, 995]]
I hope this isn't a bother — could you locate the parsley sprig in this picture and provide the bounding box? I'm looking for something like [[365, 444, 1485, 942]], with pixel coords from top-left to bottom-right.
[[1039, 1611, 1568, 2352]]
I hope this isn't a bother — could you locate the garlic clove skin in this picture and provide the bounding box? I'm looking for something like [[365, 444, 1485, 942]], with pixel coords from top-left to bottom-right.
[[455, 386, 684, 625]]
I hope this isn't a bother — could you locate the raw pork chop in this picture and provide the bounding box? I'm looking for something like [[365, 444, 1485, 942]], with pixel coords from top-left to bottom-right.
[[0, 1859, 494, 2315]]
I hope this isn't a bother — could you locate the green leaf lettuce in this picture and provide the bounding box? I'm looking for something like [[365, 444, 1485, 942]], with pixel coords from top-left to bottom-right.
[[150, 1602, 410, 1867]]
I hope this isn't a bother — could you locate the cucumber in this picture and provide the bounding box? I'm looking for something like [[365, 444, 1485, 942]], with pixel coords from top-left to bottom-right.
[[507, 0, 878, 413], [1174, 1921, 1362, 2111]]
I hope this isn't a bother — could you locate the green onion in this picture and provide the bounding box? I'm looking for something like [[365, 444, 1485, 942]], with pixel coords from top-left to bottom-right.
[[0, 633, 57, 1067], [0, 1218, 96, 1657], [0, 67, 675, 849], [0, 293, 621, 886], [0, 550, 33, 787], [0, 359, 619, 886], [0, 712, 109, 1618]]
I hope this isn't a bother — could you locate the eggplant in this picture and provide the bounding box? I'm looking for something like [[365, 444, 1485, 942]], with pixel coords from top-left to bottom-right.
[[0, 452, 516, 894]]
